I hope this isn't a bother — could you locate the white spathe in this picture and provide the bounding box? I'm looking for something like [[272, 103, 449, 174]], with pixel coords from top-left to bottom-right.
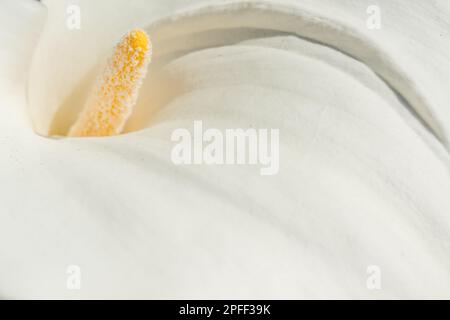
[[0, 0, 449, 298]]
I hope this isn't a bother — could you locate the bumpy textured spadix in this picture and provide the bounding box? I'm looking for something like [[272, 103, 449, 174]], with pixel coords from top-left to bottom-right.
[[69, 29, 151, 137]]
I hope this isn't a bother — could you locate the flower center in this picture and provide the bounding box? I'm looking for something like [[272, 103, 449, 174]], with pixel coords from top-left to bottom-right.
[[68, 29, 151, 137]]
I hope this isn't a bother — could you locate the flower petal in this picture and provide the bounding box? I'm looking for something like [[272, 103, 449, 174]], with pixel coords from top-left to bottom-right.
[[0, 0, 45, 88], [0, 0, 45, 130], [30, 0, 450, 148], [2, 0, 450, 299]]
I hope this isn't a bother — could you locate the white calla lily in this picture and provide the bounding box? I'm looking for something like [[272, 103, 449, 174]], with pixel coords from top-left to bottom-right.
[[1, 0, 450, 298]]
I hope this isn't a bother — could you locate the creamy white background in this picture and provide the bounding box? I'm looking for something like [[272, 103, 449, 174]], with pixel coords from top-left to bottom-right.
[[0, 0, 449, 298]]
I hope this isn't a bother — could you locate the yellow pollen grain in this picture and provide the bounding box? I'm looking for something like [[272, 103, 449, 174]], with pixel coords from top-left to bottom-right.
[[69, 29, 151, 137]]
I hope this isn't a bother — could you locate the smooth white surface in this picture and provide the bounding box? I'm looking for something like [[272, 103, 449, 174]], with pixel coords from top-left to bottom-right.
[[0, 0, 449, 298]]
